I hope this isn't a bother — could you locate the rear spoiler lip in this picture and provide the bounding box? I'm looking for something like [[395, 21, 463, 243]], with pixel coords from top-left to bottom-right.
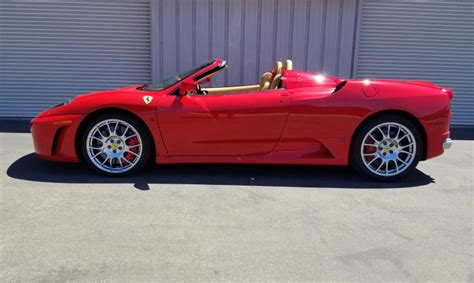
[[408, 80, 448, 89], [408, 81, 453, 100]]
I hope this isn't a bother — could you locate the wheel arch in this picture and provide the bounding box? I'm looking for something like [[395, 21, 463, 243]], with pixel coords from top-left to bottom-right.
[[74, 107, 156, 163], [349, 110, 428, 162]]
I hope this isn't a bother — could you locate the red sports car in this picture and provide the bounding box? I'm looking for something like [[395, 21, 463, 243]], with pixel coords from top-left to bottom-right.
[[31, 58, 453, 181]]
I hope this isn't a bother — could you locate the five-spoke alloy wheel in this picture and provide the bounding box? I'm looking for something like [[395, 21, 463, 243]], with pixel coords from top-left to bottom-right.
[[81, 113, 151, 176], [351, 115, 422, 181]]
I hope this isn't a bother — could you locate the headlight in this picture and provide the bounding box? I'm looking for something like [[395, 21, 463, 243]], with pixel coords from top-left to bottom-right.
[[49, 99, 72, 109]]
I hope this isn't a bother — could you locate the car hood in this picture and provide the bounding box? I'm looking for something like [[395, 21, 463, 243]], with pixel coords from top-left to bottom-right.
[[73, 85, 143, 101], [36, 85, 159, 118]]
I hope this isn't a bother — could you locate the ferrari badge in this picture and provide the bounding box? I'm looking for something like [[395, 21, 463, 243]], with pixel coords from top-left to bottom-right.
[[143, 96, 153, 104]]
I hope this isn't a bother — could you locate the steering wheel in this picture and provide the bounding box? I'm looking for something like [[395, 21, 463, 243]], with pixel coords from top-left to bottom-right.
[[195, 84, 208, 95]]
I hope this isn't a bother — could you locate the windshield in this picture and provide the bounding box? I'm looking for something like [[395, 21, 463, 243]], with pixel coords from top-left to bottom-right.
[[139, 61, 214, 91]]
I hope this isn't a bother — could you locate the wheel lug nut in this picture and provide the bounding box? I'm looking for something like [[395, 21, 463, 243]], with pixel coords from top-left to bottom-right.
[[113, 150, 116, 153], [389, 150, 393, 154], [108, 145, 111, 149], [119, 147, 122, 150]]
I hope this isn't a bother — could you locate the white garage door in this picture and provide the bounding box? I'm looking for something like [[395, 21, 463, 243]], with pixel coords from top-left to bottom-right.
[[0, 0, 150, 118], [355, 0, 474, 126]]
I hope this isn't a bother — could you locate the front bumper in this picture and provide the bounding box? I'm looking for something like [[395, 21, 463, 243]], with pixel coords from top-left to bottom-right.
[[30, 114, 83, 162], [443, 138, 453, 149]]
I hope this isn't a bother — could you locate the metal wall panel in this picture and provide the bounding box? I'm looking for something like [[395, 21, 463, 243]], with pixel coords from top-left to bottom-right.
[[0, 0, 150, 118], [150, 0, 359, 86], [355, 0, 474, 126]]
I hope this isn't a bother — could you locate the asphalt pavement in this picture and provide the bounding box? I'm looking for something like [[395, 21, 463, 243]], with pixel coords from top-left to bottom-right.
[[1, 133, 472, 281]]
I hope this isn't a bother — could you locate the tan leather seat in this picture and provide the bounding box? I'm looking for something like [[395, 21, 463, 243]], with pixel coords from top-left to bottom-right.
[[283, 59, 293, 71], [204, 85, 259, 94], [273, 61, 283, 76], [270, 74, 282, 89], [261, 81, 271, 91], [203, 62, 282, 94], [203, 71, 272, 94], [259, 72, 273, 91]]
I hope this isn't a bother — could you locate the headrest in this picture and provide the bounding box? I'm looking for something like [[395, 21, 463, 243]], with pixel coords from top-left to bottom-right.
[[273, 61, 283, 75], [284, 59, 293, 71]]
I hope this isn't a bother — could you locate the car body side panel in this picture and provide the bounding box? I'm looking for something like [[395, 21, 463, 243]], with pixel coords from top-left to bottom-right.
[[273, 80, 451, 165], [155, 89, 290, 156]]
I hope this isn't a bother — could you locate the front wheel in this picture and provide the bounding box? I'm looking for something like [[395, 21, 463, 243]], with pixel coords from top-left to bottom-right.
[[351, 115, 423, 181], [81, 113, 151, 176]]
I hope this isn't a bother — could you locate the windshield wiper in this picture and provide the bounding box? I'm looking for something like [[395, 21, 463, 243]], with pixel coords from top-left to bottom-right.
[[137, 84, 150, 91]]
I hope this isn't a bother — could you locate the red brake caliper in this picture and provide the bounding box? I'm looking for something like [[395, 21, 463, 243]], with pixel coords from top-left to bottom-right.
[[125, 137, 139, 162], [364, 137, 377, 162]]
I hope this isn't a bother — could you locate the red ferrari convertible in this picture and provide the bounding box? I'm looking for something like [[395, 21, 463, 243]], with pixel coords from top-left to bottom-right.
[[31, 58, 453, 181]]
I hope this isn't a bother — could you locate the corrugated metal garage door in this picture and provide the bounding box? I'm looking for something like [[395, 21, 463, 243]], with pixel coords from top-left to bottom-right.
[[150, 0, 359, 87], [355, 0, 474, 126], [0, 0, 150, 118]]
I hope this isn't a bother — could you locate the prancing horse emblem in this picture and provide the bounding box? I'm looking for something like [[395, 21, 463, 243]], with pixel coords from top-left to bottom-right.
[[143, 96, 153, 104]]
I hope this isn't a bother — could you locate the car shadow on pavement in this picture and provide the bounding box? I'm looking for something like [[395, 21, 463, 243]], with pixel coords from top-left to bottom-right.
[[7, 153, 434, 190]]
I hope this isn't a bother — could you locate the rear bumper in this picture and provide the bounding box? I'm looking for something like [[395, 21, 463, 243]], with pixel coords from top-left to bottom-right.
[[30, 114, 83, 162], [420, 115, 451, 160], [443, 138, 453, 149]]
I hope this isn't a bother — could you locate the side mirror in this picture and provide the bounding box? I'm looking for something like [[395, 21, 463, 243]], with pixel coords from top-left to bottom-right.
[[179, 79, 196, 96]]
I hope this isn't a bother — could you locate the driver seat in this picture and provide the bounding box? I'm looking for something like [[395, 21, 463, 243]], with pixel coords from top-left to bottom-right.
[[273, 61, 283, 76]]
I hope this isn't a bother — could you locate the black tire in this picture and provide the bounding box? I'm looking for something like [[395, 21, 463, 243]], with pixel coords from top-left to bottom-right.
[[350, 114, 423, 181], [80, 112, 152, 176]]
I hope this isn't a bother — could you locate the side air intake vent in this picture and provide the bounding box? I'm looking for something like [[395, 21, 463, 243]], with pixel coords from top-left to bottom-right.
[[332, 81, 347, 94]]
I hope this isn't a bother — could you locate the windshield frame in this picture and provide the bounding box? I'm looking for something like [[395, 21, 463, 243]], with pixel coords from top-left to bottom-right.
[[139, 60, 215, 91]]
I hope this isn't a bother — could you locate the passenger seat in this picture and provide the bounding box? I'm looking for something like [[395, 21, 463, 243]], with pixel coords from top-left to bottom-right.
[[283, 59, 293, 71], [259, 72, 273, 91]]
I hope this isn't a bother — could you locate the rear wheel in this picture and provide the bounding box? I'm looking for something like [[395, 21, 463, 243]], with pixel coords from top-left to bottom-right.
[[81, 113, 151, 176], [351, 115, 423, 181]]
